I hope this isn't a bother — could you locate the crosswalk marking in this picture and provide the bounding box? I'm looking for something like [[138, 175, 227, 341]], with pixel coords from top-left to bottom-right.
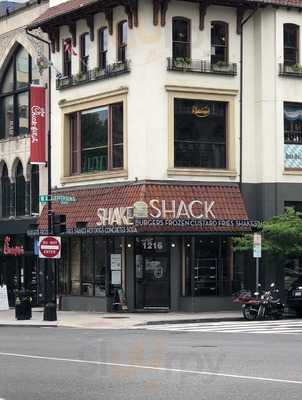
[[141, 319, 302, 335]]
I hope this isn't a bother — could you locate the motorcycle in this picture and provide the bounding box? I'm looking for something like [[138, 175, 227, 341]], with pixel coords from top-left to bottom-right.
[[233, 283, 284, 321], [257, 283, 284, 320]]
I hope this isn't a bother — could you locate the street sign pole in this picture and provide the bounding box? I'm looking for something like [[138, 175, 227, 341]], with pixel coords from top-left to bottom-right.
[[256, 257, 259, 291], [253, 233, 262, 291], [26, 28, 56, 321]]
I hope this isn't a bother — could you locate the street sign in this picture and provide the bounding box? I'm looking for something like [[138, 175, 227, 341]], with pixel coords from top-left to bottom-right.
[[39, 236, 61, 259], [253, 233, 262, 258], [39, 195, 76, 205]]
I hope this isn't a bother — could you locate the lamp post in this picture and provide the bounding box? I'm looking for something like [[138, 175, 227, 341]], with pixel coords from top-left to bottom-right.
[[26, 29, 56, 321]]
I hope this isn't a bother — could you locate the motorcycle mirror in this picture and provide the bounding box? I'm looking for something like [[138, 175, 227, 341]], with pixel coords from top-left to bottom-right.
[[254, 292, 259, 296], [270, 282, 275, 288]]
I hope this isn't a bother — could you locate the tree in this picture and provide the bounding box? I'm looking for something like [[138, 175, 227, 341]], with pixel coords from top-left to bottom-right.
[[233, 207, 302, 258]]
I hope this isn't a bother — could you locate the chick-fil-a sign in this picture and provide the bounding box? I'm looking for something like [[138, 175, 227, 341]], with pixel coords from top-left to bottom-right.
[[30, 85, 46, 164], [3, 236, 24, 256]]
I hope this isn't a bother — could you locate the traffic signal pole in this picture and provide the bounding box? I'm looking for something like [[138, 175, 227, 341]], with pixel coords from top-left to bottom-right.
[[26, 29, 57, 321]]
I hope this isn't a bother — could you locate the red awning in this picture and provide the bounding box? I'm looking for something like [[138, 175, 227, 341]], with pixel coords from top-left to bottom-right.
[[38, 183, 251, 234]]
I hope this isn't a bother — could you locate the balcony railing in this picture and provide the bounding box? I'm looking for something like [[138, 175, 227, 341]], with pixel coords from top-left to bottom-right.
[[167, 58, 237, 76], [56, 60, 130, 90], [279, 63, 302, 77]]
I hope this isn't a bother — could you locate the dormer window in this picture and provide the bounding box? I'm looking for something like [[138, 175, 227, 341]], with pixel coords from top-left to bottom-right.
[[117, 21, 128, 62], [211, 21, 228, 64], [172, 17, 191, 59], [80, 33, 90, 73], [284, 23, 299, 65]]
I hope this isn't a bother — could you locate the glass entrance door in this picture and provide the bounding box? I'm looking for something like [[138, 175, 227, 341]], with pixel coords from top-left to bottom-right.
[[143, 257, 169, 308], [135, 237, 170, 310]]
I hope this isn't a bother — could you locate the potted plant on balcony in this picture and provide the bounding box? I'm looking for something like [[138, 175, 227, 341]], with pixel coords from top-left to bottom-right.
[[285, 63, 302, 74], [93, 67, 106, 79], [173, 57, 192, 71], [212, 60, 232, 73], [75, 70, 89, 82], [110, 61, 127, 74]]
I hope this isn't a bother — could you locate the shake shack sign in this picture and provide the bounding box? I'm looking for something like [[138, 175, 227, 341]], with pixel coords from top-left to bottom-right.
[[97, 200, 216, 226]]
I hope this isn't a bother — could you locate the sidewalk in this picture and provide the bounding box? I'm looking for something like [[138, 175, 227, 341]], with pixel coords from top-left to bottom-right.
[[0, 308, 243, 329]]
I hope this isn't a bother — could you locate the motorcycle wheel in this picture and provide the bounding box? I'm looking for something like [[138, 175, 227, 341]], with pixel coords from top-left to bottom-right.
[[242, 305, 258, 321], [257, 304, 266, 320]]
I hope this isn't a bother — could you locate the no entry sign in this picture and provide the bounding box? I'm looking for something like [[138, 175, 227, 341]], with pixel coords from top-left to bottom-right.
[[39, 236, 61, 259]]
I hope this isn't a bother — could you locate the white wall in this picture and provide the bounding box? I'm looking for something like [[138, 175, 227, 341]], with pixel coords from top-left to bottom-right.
[[51, 0, 243, 189], [49, 0, 302, 190]]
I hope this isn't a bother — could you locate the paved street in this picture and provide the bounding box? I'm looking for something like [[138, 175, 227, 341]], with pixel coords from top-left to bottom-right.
[[0, 326, 301, 400], [142, 319, 302, 335]]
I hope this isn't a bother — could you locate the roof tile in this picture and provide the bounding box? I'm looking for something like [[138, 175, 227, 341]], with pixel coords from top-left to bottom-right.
[[39, 183, 250, 233]]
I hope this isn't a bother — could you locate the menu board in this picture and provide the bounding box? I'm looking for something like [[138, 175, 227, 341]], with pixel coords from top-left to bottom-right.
[[111, 254, 121, 285]]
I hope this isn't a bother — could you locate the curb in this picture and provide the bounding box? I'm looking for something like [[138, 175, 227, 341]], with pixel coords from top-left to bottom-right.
[[0, 322, 58, 328], [141, 313, 298, 326], [142, 317, 244, 326]]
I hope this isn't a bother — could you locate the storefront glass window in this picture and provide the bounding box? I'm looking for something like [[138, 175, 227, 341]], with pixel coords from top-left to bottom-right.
[[70, 238, 81, 295], [95, 237, 106, 296], [182, 236, 235, 297], [58, 238, 70, 296], [63, 237, 112, 297], [81, 238, 94, 296], [174, 99, 227, 169]]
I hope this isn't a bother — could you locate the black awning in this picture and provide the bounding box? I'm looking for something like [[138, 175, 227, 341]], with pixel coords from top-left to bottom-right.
[[0, 218, 37, 235]]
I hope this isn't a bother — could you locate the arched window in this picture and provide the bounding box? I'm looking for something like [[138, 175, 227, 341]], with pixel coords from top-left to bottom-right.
[[0, 46, 40, 139], [30, 165, 39, 214], [1, 163, 10, 218], [172, 17, 191, 59], [284, 23, 299, 65], [15, 161, 25, 216], [211, 21, 228, 65]]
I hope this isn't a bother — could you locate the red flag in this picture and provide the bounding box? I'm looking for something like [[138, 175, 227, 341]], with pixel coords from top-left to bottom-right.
[[30, 85, 46, 164], [64, 39, 77, 56]]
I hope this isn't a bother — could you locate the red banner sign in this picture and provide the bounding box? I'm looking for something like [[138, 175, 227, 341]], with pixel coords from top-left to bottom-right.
[[30, 85, 46, 164]]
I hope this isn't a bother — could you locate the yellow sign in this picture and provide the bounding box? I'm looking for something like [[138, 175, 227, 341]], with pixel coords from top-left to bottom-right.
[[192, 105, 210, 118]]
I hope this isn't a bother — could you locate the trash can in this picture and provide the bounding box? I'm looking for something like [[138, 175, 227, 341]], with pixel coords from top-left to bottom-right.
[[15, 290, 32, 320], [43, 302, 57, 321]]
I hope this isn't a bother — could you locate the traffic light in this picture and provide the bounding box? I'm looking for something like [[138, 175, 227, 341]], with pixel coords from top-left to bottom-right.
[[52, 213, 66, 234]]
